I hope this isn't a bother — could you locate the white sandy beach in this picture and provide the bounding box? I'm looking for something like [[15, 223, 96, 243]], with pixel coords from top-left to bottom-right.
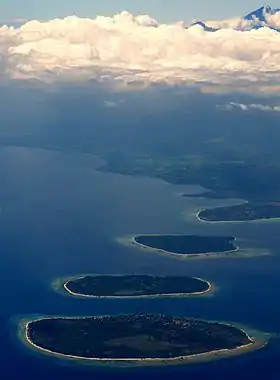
[[130, 235, 239, 258]]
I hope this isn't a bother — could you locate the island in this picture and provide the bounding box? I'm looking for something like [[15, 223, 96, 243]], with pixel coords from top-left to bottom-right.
[[25, 314, 263, 364], [198, 202, 280, 222], [132, 234, 237, 255], [118, 234, 270, 259], [63, 274, 211, 298]]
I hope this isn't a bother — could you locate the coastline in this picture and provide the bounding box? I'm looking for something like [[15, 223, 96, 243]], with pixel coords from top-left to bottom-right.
[[119, 234, 240, 261], [122, 234, 271, 260], [22, 317, 267, 367], [196, 209, 280, 224], [61, 275, 213, 299]]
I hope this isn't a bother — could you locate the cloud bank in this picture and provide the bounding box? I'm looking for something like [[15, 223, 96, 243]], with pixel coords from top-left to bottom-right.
[[1, 11, 280, 87], [218, 102, 280, 112]]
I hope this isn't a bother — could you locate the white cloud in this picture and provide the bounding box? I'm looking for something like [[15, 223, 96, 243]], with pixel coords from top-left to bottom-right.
[[0, 11, 280, 87], [266, 12, 280, 28], [218, 102, 280, 112], [205, 17, 253, 30], [104, 100, 118, 107], [206, 9, 280, 30], [103, 99, 124, 107]]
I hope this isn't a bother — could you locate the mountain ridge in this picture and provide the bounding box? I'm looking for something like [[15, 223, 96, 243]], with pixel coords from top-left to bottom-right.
[[191, 5, 280, 32]]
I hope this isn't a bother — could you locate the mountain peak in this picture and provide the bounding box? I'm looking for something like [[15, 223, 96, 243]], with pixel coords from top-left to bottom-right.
[[187, 5, 280, 33], [244, 5, 278, 22], [190, 20, 218, 32]]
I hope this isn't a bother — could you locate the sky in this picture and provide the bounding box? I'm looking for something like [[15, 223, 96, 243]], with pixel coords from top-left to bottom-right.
[[1, 0, 280, 22]]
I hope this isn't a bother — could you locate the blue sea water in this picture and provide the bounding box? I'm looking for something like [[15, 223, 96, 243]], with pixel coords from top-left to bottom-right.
[[1, 146, 280, 379]]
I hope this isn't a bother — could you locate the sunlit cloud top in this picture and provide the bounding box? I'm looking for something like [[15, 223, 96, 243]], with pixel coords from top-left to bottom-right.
[[218, 102, 280, 112], [1, 9, 280, 89]]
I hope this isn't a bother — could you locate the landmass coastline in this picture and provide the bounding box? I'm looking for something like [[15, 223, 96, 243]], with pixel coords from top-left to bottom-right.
[[196, 209, 247, 224], [61, 274, 212, 299], [196, 203, 280, 224], [130, 235, 239, 258], [23, 316, 266, 366]]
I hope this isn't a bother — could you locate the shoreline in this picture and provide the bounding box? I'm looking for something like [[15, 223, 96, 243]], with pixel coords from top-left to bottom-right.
[[122, 234, 271, 260], [196, 209, 280, 224], [128, 234, 239, 260], [62, 275, 213, 299], [23, 317, 267, 366], [182, 193, 280, 224]]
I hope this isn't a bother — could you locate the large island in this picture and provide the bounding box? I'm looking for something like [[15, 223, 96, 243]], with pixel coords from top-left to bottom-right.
[[25, 314, 262, 364], [63, 274, 211, 298], [198, 202, 280, 222]]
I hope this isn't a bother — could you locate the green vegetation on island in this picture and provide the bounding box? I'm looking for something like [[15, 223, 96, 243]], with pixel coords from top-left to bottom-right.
[[64, 274, 210, 297], [26, 314, 255, 361], [198, 202, 280, 222], [134, 234, 236, 255]]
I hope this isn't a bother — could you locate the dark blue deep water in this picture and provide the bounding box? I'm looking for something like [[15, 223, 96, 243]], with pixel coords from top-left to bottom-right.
[[1, 146, 280, 379]]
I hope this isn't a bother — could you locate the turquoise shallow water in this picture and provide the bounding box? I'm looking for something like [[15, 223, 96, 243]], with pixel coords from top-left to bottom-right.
[[1, 146, 280, 379]]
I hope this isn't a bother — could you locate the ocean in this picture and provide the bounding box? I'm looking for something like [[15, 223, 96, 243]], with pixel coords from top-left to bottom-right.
[[0, 146, 280, 379]]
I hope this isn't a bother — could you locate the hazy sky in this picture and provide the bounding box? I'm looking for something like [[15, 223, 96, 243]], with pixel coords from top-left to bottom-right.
[[2, 1, 280, 22]]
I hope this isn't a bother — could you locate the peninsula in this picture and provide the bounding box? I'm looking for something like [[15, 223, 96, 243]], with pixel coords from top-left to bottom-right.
[[25, 314, 262, 363], [63, 274, 211, 298], [198, 202, 280, 222]]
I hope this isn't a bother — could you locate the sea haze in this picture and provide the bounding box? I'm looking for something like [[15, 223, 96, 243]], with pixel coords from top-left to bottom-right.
[[1, 84, 280, 379]]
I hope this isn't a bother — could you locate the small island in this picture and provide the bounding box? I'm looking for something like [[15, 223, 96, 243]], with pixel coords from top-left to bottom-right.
[[118, 234, 270, 260], [63, 274, 211, 298], [198, 202, 280, 222], [25, 314, 263, 364], [132, 234, 237, 256]]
